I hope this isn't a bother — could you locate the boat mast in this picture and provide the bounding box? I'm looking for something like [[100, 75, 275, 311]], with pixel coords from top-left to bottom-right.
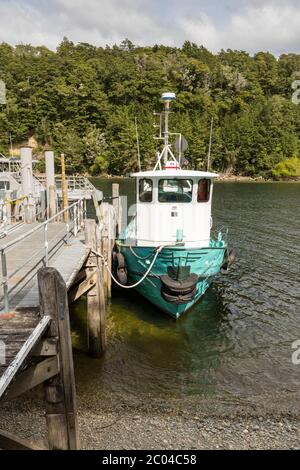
[[153, 92, 179, 171], [163, 99, 170, 165], [162, 92, 176, 165]]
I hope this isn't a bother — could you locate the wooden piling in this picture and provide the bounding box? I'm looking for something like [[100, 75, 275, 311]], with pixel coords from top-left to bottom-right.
[[61, 153, 68, 223], [100, 203, 115, 299], [85, 219, 106, 357], [38, 267, 80, 450], [48, 185, 56, 219], [112, 183, 120, 235], [119, 195, 127, 234], [45, 150, 57, 219]]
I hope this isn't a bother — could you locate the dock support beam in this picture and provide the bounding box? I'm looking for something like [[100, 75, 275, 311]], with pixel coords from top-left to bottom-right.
[[85, 219, 106, 357], [100, 203, 115, 299], [112, 183, 120, 236], [38, 267, 80, 450], [61, 153, 68, 223], [45, 150, 57, 219]]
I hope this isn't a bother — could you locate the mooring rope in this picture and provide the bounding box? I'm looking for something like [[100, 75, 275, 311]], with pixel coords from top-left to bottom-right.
[[91, 246, 164, 289], [129, 245, 157, 260]]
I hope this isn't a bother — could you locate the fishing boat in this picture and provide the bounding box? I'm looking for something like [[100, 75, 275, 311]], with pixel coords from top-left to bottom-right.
[[114, 92, 234, 319]]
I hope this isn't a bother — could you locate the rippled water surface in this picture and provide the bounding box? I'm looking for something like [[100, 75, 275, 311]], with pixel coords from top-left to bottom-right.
[[72, 181, 300, 414]]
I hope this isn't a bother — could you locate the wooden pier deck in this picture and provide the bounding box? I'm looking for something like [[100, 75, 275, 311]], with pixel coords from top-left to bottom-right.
[[0, 222, 89, 310], [0, 147, 116, 449], [0, 199, 113, 450]]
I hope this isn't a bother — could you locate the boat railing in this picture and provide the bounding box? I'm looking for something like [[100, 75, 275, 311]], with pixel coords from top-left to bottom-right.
[[0, 198, 85, 312], [212, 225, 229, 245]]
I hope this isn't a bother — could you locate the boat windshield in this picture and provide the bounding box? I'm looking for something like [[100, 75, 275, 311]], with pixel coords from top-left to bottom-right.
[[158, 179, 193, 203]]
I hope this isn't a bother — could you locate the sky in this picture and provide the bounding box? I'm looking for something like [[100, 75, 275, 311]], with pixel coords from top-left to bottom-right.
[[0, 0, 300, 55]]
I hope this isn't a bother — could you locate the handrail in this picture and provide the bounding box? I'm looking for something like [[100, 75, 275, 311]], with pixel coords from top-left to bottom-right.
[[36, 174, 94, 191], [0, 198, 85, 312], [0, 199, 81, 252]]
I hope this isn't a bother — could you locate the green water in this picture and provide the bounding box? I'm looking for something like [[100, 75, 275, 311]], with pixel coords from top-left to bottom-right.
[[71, 180, 300, 415]]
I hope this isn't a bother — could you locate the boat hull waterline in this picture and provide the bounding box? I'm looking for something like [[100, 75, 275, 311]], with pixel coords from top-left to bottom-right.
[[118, 245, 227, 319]]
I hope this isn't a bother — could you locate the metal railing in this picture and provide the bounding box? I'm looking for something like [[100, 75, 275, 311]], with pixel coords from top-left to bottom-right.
[[0, 197, 27, 236], [0, 199, 86, 312], [0, 196, 47, 237], [37, 175, 95, 192]]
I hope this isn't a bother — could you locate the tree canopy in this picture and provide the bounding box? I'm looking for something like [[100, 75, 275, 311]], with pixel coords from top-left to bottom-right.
[[0, 38, 300, 177]]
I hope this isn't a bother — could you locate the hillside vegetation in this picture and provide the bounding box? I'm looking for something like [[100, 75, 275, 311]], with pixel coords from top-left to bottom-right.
[[1, 38, 300, 177]]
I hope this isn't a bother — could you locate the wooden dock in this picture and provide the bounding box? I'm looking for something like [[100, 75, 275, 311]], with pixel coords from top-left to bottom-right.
[[0, 222, 89, 310], [0, 197, 115, 450]]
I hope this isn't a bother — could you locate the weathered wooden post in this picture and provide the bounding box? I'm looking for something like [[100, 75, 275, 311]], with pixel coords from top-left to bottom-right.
[[61, 153, 68, 223], [112, 183, 120, 235], [101, 203, 115, 299], [45, 150, 57, 219], [85, 219, 106, 357], [20, 146, 35, 223], [11, 199, 16, 224], [38, 267, 80, 450], [119, 195, 128, 235]]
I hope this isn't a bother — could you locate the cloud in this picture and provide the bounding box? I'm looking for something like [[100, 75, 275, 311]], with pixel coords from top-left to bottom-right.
[[0, 0, 300, 55], [179, 3, 300, 55]]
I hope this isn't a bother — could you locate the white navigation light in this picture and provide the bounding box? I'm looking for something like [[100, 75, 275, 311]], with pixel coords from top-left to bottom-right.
[[161, 92, 176, 101]]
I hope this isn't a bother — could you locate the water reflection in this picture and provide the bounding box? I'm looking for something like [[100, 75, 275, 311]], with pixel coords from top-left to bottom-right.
[[71, 181, 300, 413]]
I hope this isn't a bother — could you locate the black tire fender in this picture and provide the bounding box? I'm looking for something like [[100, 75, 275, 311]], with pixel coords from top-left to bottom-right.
[[112, 251, 127, 285]]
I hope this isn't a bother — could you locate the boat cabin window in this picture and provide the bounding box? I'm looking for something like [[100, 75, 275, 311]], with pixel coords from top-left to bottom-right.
[[139, 178, 153, 202], [158, 179, 193, 203], [197, 179, 211, 202]]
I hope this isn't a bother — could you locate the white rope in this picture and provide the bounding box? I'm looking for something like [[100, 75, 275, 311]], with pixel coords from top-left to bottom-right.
[[91, 246, 164, 289], [129, 245, 156, 260]]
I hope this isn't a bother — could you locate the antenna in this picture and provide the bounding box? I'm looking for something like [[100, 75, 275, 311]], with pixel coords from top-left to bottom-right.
[[135, 117, 141, 171], [161, 92, 176, 164], [153, 93, 180, 171], [207, 117, 213, 171]]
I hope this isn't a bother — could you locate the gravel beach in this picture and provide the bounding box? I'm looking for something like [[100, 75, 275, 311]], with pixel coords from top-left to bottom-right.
[[0, 388, 299, 450]]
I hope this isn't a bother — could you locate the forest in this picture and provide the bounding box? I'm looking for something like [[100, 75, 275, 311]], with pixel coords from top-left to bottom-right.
[[1, 38, 300, 177]]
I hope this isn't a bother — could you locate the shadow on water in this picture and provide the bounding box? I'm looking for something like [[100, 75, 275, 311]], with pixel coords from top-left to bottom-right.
[[70, 181, 300, 414]]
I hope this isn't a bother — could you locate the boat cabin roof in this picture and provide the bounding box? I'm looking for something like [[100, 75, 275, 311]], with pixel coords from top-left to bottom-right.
[[131, 170, 218, 178]]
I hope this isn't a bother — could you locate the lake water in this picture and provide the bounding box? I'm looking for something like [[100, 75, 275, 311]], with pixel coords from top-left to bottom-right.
[[72, 181, 300, 416]]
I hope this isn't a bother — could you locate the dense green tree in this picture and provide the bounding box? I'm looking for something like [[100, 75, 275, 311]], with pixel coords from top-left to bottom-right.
[[0, 39, 300, 176]]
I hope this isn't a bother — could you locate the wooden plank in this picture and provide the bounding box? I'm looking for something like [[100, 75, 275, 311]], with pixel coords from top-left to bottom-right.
[[0, 315, 51, 398], [38, 267, 80, 450], [31, 338, 58, 356], [107, 203, 115, 299], [101, 202, 115, 299], [9, 237, 88, 309], [96, 226, 107, 353], [85, 220, 106, 357], [92, 190, 102, 227], [0, 222, 88, 311], [112, 183, 120, 236], [0, 428, 46, 450], [68, 273, 97, 304], [3, 356, 59, 402], [119, 195, 127, 234]]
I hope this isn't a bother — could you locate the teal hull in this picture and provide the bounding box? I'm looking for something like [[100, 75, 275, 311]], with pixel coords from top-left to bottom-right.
[[118, 245, 226, 319]]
